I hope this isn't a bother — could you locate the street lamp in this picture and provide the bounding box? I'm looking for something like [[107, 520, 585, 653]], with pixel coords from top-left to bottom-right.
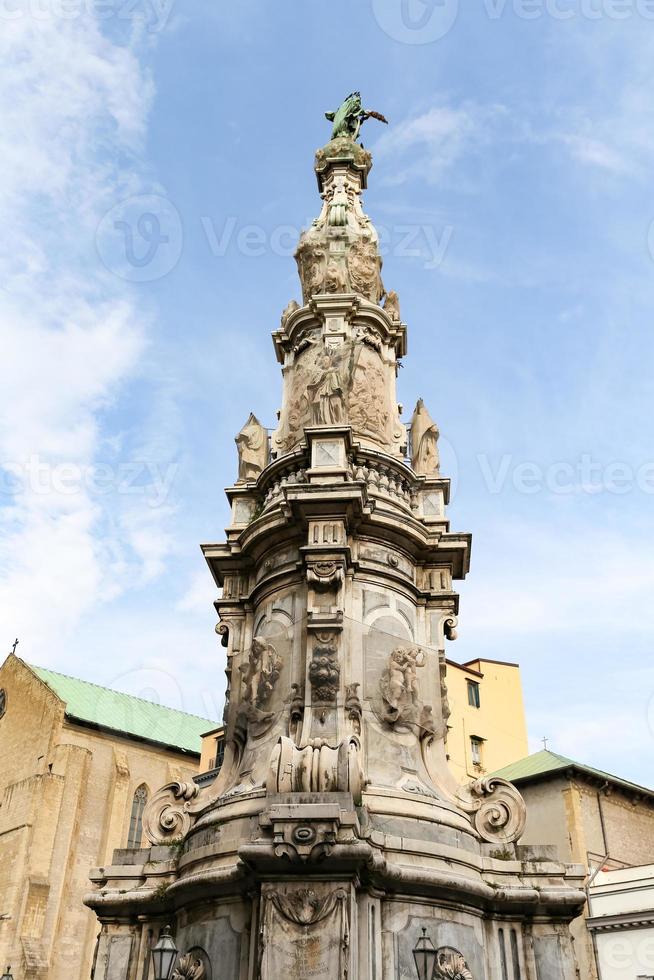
[[1, 967, 13, 980], [413, 928, 437, 980], [151, 926, 178, 980]]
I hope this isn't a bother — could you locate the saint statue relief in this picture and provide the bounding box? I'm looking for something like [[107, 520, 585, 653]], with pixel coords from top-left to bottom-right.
[[411, 399, 440, 476], [240, 636, 282, 710], [235, 413, 268, 483], [307, 349, 345, 425]]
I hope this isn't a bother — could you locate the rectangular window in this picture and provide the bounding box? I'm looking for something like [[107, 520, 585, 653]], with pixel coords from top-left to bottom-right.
[[467, 680, 481, 708], [214, 737, 225, 772], [470, 737, 483, 767]]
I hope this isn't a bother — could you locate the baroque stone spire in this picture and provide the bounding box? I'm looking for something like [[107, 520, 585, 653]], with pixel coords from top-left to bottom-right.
[[86, 106, 586, 980], [272, 134, 406, 460]]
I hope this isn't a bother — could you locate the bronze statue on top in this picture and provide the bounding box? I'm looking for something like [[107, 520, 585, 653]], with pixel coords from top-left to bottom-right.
[[325, 91, 388, 142]]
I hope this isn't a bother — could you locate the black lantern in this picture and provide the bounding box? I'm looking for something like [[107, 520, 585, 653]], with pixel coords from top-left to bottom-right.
[[1, 967, 13, 980], [413, 928, 437, 980], [151, 926, 178, 980]]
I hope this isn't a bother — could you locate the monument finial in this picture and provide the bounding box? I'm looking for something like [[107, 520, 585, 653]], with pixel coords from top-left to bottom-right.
[[325, 92, 388, 142]]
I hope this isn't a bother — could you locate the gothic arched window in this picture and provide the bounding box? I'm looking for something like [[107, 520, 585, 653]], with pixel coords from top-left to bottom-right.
[[127, 784, 148, 848]]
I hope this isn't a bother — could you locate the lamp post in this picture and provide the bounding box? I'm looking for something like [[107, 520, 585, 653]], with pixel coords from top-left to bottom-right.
[[1, 967, 13, 980], [413, 928, 437, 980], [151, 926, 178, 980]]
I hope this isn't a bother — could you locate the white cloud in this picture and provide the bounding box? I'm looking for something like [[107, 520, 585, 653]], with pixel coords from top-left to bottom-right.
[[177, 569, 220, 615], [373, 103, 505, 185], [464, 520, 654, 636], [560, 133, 632, 175], [0, 7, 170, 657]]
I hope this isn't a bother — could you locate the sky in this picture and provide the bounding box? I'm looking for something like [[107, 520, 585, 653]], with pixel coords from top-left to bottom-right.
[[1, 0, 653, 786]]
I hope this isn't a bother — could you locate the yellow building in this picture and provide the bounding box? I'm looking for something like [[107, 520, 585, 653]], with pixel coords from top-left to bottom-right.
[[0, 653, 215, 980], [444, 657, 529, 782]]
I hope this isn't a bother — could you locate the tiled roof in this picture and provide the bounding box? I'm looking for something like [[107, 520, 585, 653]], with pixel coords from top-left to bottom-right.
[[30, 664, 216, 755], [494, 749, 653, 799]]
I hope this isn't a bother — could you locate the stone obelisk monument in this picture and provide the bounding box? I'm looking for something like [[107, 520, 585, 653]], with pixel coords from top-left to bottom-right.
[[87, 94, 585, 980]]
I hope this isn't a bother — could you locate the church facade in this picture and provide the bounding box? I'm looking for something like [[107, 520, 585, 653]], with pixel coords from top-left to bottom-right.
[[0, 654, 212, 980], [86, 100, 586, 980]]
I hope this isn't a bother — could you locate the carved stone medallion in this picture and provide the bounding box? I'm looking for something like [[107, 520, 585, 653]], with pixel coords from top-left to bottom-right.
[[172, 954, 205, 980], [434, 947, 474, 980]]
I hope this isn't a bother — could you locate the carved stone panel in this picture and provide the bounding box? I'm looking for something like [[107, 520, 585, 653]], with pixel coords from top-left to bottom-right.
[[259, 884, 351, 980], [272, 333, 402, 457]]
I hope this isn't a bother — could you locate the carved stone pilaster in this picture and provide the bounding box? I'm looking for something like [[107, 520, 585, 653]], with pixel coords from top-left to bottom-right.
[[289, 683, 304, 741], [344, 682, 362, 734]]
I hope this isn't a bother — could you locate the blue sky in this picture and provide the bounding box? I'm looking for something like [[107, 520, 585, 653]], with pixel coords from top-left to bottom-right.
[[1, 0, 653, 785]]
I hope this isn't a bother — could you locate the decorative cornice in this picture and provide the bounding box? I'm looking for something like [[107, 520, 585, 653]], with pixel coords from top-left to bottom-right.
[[586, 909, 654, 932]]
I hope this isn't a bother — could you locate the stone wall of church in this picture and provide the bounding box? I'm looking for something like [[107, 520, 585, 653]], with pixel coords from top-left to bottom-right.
[[0, 656, 200, 980]]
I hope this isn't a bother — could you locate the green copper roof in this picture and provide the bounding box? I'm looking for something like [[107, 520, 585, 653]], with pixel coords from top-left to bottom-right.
[[494, 750, 653, 799], [30, 664, 216, 755]]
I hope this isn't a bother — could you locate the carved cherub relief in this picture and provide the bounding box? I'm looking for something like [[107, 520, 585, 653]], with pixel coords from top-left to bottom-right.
[[380, 646, 426, 724]]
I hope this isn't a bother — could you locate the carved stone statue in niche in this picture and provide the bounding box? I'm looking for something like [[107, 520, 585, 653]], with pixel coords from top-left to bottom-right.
[[434, 947, 474, 980], [235, 412, 268, 483], [383, 289, 401, 321], [307, 349, 345, 425], [411, 398, 440, 476], [380, 646, 426, 724], [240, 636, 282, 710]]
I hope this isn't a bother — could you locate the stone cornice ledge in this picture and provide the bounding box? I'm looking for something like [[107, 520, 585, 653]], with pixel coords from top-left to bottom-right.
[[366, 852, 586, 920], [586, 909, 654, 932]]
